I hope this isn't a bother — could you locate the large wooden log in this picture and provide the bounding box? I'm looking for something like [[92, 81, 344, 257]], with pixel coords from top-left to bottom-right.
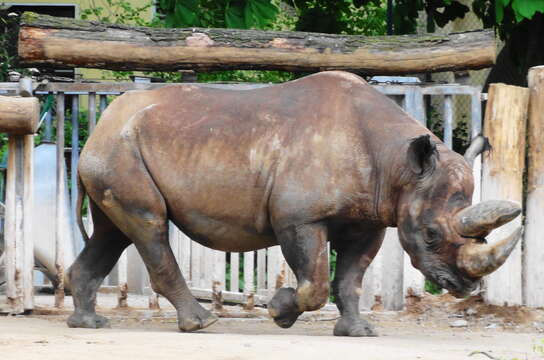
[[482, 83, 529, 306], [17, 13, 496, 74], [0, 96, 39, 135]]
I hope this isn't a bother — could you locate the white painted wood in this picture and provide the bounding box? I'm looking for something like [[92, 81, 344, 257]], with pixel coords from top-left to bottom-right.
[[54, 93, 65, 308], [524, 66, 544, 307], [380, 228, 404, 310], [213, 250, 226, 290], [230, 253, 239, 292], [178, 231, 192, 283], [360, 244, 383, 310], [117, 249, 128, 307], [482, 83, 529, 306], [5, 137, 22, 313], [256, 249, 266, 296], [22, 135, 34, 310], [267, 246, 281, 297], [190, 242, 204, 288], [243, 251, 254, 293], [126, 244, 147, 295], [403, 250, 424, 298]]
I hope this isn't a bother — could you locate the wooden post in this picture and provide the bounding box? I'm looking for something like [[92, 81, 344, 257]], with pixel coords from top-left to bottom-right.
[[4, 137, 23, 313], [524, 66, 544, 307], [243, 251, 254, 294], [117, 249, 128, 308], [482, 83, 529, 306], [22, 134, 34, 310], [229, 253, 239, 292], [55, 92, 65, 308], [380, 228, 404, 310], [256, 249, 266, 296]]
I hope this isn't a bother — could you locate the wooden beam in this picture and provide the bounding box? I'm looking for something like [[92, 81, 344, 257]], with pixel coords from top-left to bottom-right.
[[17, 13, 496, 75], [0, 96, 39, 135], [482, 83, 529, 306], [524, 66, 544, 307]]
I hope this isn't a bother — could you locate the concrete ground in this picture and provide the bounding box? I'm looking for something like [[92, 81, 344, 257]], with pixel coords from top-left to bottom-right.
[[1, 293, 544, 360]]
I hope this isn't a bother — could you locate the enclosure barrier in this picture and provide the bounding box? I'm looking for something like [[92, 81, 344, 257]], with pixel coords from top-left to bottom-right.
[[0, 79, 38, 313], [2, 71, 544, 314]]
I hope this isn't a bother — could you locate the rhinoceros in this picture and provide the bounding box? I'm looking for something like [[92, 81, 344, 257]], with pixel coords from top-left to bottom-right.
[[67, 71, 521, 337]]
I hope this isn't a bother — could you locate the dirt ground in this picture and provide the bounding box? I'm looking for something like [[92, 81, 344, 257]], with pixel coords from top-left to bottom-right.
[[2, 293, 544, 360]]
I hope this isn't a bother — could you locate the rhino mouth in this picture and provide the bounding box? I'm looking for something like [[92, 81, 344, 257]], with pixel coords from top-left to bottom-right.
[[425, 268, 479, 298]]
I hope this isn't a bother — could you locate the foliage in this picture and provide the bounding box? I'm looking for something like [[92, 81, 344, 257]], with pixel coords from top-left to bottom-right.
[[81, 0, 154, 26], [155, 0, 279, 29], [424, 279, 442, 295], [392, 0, 469, 34], [473, 0, 544, 39], [292, 0, 386, 35]]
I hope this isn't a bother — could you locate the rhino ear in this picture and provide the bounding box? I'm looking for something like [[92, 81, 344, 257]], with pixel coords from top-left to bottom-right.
[[407, 134, 438, 175]]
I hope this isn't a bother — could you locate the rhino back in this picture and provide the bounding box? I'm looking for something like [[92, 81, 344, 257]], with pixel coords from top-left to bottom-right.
[[80, 71, 431, 250]]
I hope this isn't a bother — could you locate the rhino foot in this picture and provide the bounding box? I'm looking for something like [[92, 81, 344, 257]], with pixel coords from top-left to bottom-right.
[[268, 287, 303, 328], [178, 302, 218, 332], [67, 312, 111, 329], [333, 317, 378, 337]]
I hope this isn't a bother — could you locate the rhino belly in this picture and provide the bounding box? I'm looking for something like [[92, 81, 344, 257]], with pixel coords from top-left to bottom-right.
[[170, 210, 277, 252]]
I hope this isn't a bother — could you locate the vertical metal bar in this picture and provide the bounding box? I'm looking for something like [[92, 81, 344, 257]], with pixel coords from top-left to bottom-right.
[[71, 95, 81, 253], [55, 92, 65, 308], [471, 91, 483, 137], [23, 135, 34, 310], [443, 95, 454, 149], [99, 95, 108, 115], [44, 110, 53, 142], [471, 92, 483, 204], [88, 92, 96, 134]]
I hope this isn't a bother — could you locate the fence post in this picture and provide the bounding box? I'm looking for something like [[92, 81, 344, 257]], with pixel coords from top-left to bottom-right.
[[55, 92, 66, 308], [524, 66, 544, 307], [482, 83, 529, 306]]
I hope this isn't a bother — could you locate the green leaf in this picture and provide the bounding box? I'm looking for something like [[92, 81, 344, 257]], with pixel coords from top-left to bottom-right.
[[225, 2, 246, 28], [496, 1, 505, 23], [174, 1, 200, 26], [511, 0, 544, 21]]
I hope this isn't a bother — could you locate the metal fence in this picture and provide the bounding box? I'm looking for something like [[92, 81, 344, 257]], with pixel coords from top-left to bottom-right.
[[0, 79, 483, 312]]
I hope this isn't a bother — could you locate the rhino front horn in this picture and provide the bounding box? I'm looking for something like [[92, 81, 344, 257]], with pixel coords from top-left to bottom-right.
[[453, 200, 521, 237], [457, 227, 523, 278]]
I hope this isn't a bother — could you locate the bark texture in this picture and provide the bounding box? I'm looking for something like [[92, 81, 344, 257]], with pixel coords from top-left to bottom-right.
[[18, 12, 496, 74]]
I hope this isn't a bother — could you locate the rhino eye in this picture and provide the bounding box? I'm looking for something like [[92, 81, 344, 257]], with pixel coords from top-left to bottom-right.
[[424, 227, 442, 249]]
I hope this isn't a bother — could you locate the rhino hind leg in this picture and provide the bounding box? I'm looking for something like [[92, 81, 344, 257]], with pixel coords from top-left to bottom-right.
[[331, 227, 385, 337], [67, 201, 131, 329], [86, 155, 217, 333], [268, 222, 329, 328]]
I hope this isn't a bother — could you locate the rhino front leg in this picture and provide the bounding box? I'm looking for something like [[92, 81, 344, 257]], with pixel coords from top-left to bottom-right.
[[268, 222, 329, 328], [331, 227, 385, 337]]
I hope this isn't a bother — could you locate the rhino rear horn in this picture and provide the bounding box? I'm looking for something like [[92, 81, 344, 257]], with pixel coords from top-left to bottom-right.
[[453, 200, 521, 237], [464, 135, 491, 168]]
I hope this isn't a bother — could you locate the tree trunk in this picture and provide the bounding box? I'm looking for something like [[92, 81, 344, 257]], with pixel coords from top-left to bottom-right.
[[17, 12, 496, 75]]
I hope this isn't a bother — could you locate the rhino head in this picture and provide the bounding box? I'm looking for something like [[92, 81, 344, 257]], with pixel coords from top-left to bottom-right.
[[396, 134, 521, 297]]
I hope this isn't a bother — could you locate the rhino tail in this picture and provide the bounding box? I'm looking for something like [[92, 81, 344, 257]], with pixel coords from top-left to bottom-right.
[[76, 174, 91, 243]]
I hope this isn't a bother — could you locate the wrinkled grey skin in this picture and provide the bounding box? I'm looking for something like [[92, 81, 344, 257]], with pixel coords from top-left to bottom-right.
[[65, 71, 513, 337]]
